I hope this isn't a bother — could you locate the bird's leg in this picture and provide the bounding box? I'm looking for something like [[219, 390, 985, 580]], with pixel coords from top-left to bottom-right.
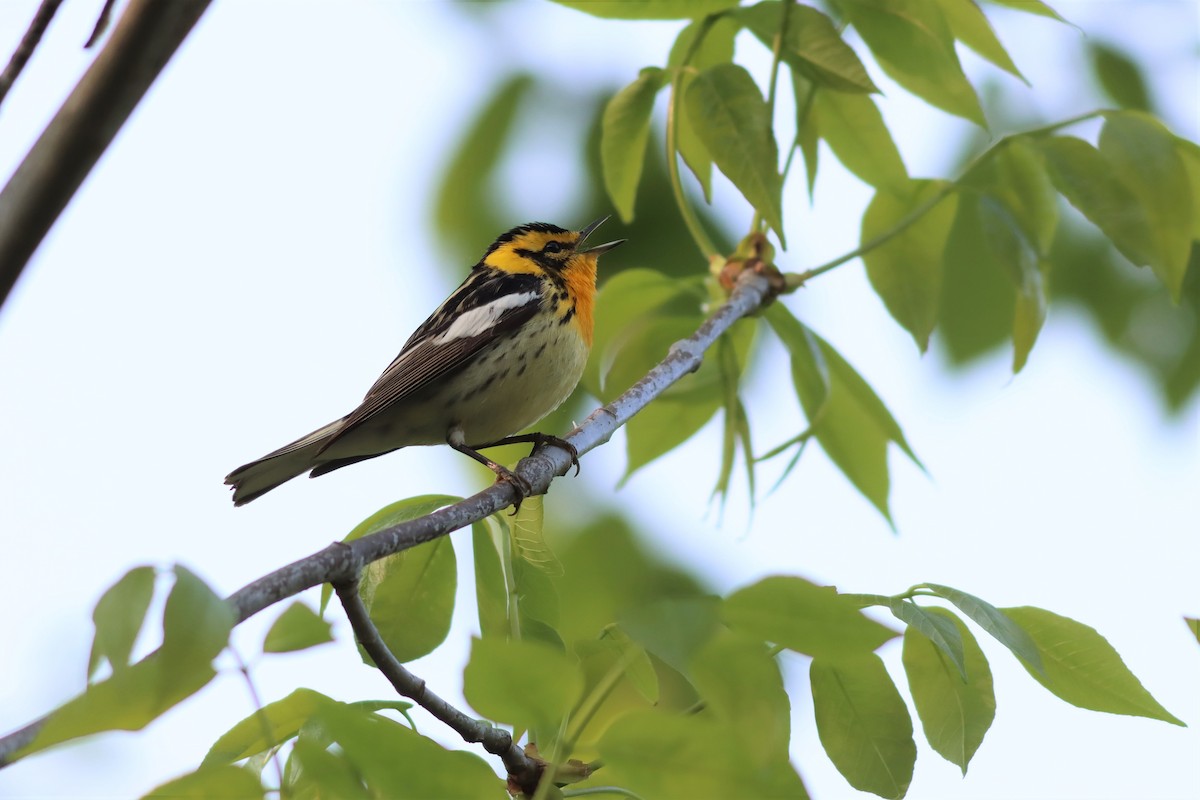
[[447, 434, 534, 512], [473, 432, 580, 476]]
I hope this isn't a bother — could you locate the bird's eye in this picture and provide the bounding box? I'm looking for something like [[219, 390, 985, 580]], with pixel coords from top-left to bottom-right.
[[542, 241, 564, 254]]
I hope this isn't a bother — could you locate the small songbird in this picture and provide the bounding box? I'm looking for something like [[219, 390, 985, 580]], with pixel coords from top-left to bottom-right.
[[225, 217, 624, 506]]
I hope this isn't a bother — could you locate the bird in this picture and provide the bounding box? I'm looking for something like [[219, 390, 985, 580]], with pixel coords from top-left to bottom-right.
[[225, 217, 625, 507]]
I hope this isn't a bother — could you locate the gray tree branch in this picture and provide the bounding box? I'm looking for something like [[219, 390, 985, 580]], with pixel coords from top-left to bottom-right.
[[0, 0, 210, 309], [334, 578, 539, 790], [0, 268, 775, 768]]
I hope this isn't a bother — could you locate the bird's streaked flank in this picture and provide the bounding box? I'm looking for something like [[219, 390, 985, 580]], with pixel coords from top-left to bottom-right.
[[226, 217, 624, 506]]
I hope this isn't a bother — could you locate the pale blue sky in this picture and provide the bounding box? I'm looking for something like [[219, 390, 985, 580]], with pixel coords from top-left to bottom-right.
[[0, 1, 1197, 798]]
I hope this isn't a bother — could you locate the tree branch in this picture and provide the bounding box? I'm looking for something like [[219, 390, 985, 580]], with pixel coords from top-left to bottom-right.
[[0, 0, 65, 111], [0, 0, 210, 310], [333, 578, 539, 789], [0, 269, 774, 767]]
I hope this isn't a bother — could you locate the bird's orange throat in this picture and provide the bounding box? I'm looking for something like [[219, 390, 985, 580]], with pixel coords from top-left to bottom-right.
[[564, 257, 597, 347]]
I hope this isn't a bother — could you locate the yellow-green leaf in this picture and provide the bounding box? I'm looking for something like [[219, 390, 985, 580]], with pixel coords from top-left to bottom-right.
[[551, 0, 738, 19], [686, 64, 786, 244], [862, 179, 959, 351], [933, 0, 1026, 82], [814, 90, 909, 194], [740, 2, 878, 93], [1089, 42, 1152, 111], [143, 766, 262, 799], [88, 565, 156, 682], [602, 67, 666, 222], [263, 602, 333, 654], [463, 637, 584, 734], [1003, 606, 1185, 725], [668, 17, 738, 202]]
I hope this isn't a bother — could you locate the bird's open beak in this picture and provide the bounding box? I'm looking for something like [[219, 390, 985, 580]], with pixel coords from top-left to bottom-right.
[[578, 215, 627, 255]]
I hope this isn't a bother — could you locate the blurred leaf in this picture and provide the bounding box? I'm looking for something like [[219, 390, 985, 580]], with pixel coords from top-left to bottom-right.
[[263, 602, 333, 654], [888, 599, 966, 680], [982, 0, 1066, 21], [286, 738, 370, 800], [668, 17, 739, 202], [27, 568, 233, 757], [602, 67, 667, 222], [814, 90, 909, 194], [902, 608, 995, 774], [463, 637, 584, 734], [1003, 606, 1185, 725], [686, 63, 786, 243], [740, 2, 878, 92], [433, 74, 532, 262], [862, 179, 959, 351], [570, 631, 661, 748], [963, 135, 1058, 255], [691, 633, 790, 763], [315, 702, 498, 797], [921, 583, 1043, 674], [811, 654, 916, 799], [143, 765, 262, 799], [514, 556, 562, 643], [792, 72, 820, 195], [600, 712, 808, 799], [976, 196, 1046, 371], [472, 515, 510, 640], [933, 0, 1026, 82], [624, 387, 721, 480], [1185, 617, 1200, 646], [841, 0, 986, 126], [723, 576, 897, 659], [512, 494, 563, 576], [1099, 111, 1194, 300], [551, 0, 739, 19], [204, 688, 334, 766], [620, 596, 720, 676], [1176, 137, 1200, 241], [88, 565, 155, 682], [1089, 41, 1152, 111]]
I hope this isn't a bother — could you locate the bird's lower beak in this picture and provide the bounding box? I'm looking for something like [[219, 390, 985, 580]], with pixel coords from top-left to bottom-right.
[[578, 215, 626, 255]]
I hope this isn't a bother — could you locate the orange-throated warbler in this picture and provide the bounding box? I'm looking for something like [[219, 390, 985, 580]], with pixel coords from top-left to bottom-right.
[[226, 217, 624, 506]]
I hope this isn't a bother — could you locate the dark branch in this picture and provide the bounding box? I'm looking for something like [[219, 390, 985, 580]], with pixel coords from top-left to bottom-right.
[[0, 0, 65, 110], [0, 0, 210, 311], [334, 578, 539, 789], [0, 270, 774, 767]]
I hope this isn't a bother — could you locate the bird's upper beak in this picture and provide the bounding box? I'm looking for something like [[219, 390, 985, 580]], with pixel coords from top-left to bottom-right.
[[578, 215, 626, 255]]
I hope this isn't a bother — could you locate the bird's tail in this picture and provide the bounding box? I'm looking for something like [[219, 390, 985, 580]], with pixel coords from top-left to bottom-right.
[[225, 419, 345, 505]]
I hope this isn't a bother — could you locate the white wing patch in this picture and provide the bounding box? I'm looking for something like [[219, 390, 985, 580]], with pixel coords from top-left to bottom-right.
[[434, 291, 540, 344]]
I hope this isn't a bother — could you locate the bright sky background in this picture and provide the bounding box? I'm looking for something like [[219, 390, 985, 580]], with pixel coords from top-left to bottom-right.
[[0, 1, 1197, 798]]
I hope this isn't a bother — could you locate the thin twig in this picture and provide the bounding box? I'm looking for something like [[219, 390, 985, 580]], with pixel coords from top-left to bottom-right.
[[333, 578, 539, 789], [0, 0, 211, 311], [0, 270, 775, 768], [0, 0, 65, 110], [84, 0, 119, 49]]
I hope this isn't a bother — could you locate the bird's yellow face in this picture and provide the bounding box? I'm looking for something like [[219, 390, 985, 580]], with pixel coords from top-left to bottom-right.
[[480, 220, 623, 346]]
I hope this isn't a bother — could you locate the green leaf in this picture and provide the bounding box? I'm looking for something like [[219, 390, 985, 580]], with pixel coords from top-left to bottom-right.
[[1176, 137, 1200, 241], [976, 196, 1046, 371], [1003, 606, 1185, 725], [691, 633, 790, 763], [463, 637, 584, 733], [27, 568, 233, 758], [1037, 135, 1158, 272], [433, 74, 532, 262], [668, 17, 738, 202], [921, 583, 1043, 674], [902, 608, 995, 774], [889, 600, 966, 680], [766, 304, 920, 521], [686, 63, 786, 244], [315, 702, 500, 797], [511, 494, 563, 576], [982, 0, 1066, 21], [1089, 41, 1152, 111], [723, 576, 897, 659], [551, 0, 739, 19], [862, 179, 959, 351], [932, 0, 1026, 82], [841, 0, 986, 126], [358, 537, 456, 664], [286, 738, 370, 800], [740, 2, 878, 93], [1099, 111, 1195, 300], [811, 654, 916, 799], [576, 627, 660, 707], [792, 72, 820, 196], [143, 765, 263, 799], [1185, 617, 1200, 646], [813, 90, 909, 194], [963, 136, 1059, 256], [602, 67, 666, 222], [600, 712, 809, 799], [620, 596, 720, 676], [88, 565, 156, 682], [204, 688, 334, 766], [624, 371, 722, 481], [472, 515, 509, 640], [263, 602, 333, 654]]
